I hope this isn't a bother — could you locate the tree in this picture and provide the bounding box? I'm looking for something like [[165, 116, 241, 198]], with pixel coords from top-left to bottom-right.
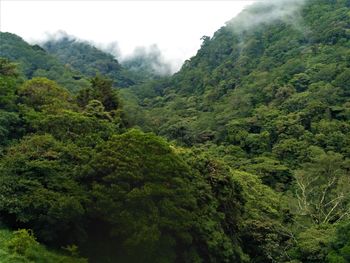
[[291, 225, 336, 263], [289, 73, 310, 92], [232, 170, 288, 262], [28, 109, 116, 146], [17, 77, 71, 111], [86, 129, 198, 262], [0, 57, 18, 77], [84, 99, 112, 121], [333, 68, 350, 95], [0, 58, 19, 111], [0, 111, 22, 147], [293, 152, 350, 225], [245, 156, 291, 190], [77, 75, 121, 111], [86, 130, 246, 262], [327, 220, 350, 263], [0, 135, 89, 245]]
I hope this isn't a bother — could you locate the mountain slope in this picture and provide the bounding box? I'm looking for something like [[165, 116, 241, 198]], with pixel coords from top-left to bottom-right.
[[1, 0, 350, 262], [123, 2, 350, 261], [42, 36, 136, 87], [0, 32, 90, 91], [129, 0, 350, 150]]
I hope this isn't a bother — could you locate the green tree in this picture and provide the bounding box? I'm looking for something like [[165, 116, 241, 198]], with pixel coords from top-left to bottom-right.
[[327, 220, 350, 263], [77, 75, 121, 111], [17, 77, 71, 111], [291, 225, 336, 263], [85, 130, 197, 262], [0, 135, 89, 245], [86, 130, 246, 262], [0, 58, 19, 111]]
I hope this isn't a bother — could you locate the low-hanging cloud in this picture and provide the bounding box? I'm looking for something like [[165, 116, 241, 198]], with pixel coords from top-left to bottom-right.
[[121, 45, 174, 76], [98, 43, 177, 76], [227, 0, 307, 32], [98, 41, 122, 59], [39, 30, 175, 76], [41, 30, 76, 43], [32, 0, 308, 76]]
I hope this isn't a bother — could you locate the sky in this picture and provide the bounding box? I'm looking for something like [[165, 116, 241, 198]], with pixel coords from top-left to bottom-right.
[[0, 0, 254, 71]]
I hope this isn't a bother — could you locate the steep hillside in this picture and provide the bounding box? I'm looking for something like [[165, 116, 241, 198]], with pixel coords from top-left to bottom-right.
[[129, 0, 350, 156], [1, 0, 350, 262], [0, 32, 89, 91], [123, 1, 350, 261], [0, 58, 276, 263], [43, 36, 136, 87]]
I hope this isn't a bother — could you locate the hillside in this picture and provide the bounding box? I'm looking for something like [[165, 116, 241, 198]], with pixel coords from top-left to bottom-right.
[[123, 0, 350, 260], [0, 58, 265, 263], [0, 0, 349, 262], [129, 0, 350, 148], [43, 36, 173, 84], [0, 32, 90, 91], [42, 36, 136, 87]]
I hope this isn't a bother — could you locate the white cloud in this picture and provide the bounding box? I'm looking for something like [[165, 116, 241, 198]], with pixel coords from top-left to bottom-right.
[[0, 0, 254, 71]]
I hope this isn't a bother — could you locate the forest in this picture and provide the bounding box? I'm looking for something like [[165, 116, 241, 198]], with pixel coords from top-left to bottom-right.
[[0, 0, 349, 262]]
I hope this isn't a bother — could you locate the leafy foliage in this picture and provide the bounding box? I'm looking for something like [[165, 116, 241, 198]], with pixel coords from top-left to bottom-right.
[[0, 228, 87, 263], [0, 32, 90, 92], [43, 36, 136, 87], [0, 0, 349, 262], [0, 134, 89, 244]]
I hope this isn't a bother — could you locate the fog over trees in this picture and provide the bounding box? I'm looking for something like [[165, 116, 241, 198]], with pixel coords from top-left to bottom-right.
[[0, 0, 349, 262]]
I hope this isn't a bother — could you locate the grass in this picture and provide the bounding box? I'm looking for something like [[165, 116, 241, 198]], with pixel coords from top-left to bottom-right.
[[0, 228, 87, 263]]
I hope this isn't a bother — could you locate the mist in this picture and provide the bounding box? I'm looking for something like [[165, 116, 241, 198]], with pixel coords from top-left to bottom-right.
[[227, 0, 306, 32], [39, 30, 176, 76], [97, 43, 180, 76], [34, 0, 307, 77], [117, 45, 174, 76]]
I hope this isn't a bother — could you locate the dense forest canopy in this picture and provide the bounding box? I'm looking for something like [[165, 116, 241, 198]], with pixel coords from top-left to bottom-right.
[[42, 36, 137, 87], [0, 0, 349, 262], [0, 32, 90, 92]]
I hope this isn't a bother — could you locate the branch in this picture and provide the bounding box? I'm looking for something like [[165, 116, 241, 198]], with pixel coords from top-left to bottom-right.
[[323, 195, 343, 224]]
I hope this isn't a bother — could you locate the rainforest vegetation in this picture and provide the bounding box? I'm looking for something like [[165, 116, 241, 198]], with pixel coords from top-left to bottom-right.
[[0, 0, 349, 262]]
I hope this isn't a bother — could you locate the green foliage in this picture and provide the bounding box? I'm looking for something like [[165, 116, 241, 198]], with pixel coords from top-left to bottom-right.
[[119, 1, 350, 262], [0, 0, 349, 262], [327, 221, 350, 263], [75, 75, 127, 129], [18, 77, 71, 111], [6, 229, 39, 256], [180, 151, 246, 262], [128, 0, 350, 164], [0, 58, 19, 111], [77, 75, 120, 111], [86, 130, 238, 262], [0, 135, 89, 244], [0, 33, 89, 92], [0, 228, 87, 263], [244, 156, 291, 191], [0, 111, 21, 148], [0, 58, 19, 77], [232, 171, 290, 262], [43, 36, 135, 87], [291, 225, 336, 263]]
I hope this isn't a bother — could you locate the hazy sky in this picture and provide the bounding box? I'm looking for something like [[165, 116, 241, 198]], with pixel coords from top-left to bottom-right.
[[0, 0, 254, 70]]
